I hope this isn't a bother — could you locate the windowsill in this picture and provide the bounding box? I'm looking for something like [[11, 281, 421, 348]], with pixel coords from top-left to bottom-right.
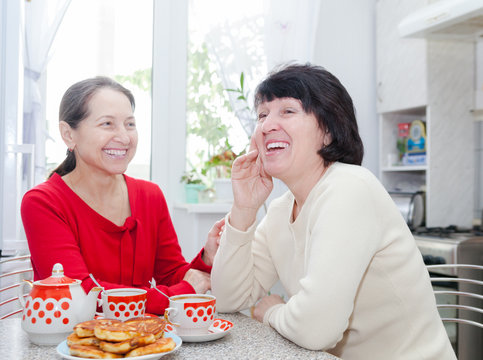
[[173, 202, 232, 214]]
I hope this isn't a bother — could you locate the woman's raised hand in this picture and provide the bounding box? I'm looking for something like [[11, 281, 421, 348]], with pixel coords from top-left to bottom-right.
[[229, 138, 273, 231], [201, 217, 225, 266]]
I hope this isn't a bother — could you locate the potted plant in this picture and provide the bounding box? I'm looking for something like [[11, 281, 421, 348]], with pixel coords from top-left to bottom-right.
[[180, 169, 206, 204], [200, 140, 246, 203], [201, 140, 238, 178], [202, 142, 236, 203]]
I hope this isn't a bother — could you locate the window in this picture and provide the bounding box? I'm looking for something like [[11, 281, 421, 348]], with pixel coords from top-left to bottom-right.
[[45, 0, 153, 180], [1, 0, 154, 254], [1, 0, 323, 254], [184, 0, 266, 189]]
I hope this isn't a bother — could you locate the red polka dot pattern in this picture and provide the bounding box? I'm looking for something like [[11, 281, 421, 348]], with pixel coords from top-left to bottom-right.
[[183, 301, 216, 325], [21, 296, 73, 330], [104, 299, 146, 321], [211, 319, 234, 332]]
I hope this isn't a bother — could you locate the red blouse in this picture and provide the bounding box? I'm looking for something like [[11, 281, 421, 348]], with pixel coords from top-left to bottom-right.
[[21, 173, 211, 315]]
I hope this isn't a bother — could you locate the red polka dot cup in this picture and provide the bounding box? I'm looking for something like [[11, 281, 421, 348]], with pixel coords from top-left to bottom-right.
[[100, 288, 147, 321], [164, 294, 216, 335], [18, 263, 102, 345]]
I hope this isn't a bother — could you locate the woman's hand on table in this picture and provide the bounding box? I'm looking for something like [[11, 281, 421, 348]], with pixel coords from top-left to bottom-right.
[[202, 217, 225, 266], [252, 294, 285, 323], [183, 269, 211, 294]]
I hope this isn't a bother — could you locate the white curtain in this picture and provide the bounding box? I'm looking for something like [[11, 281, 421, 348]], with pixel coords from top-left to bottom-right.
[[263, 0, 321, 70], [22, 0, 71, 185], [192, 0, 321, 138]]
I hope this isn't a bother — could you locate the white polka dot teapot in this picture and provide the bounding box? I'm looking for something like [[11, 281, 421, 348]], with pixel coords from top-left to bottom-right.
[[18, 263, 102, 345]]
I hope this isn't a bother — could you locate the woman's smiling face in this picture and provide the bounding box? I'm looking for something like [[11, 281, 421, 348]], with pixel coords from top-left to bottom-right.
[[254, 97, 326, 183], [67, 88, 138, 176]]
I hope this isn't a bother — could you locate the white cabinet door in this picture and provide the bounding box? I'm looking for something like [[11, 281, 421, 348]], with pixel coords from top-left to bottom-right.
[[376, 0, 428, 112]]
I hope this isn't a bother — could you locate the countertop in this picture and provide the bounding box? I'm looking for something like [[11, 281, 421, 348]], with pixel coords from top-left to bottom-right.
[[0, 312, 340, 359]]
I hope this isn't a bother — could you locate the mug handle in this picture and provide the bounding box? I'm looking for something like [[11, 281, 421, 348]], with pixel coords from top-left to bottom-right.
[[164, 307, 180, 326], [17, 280, 33, 308]]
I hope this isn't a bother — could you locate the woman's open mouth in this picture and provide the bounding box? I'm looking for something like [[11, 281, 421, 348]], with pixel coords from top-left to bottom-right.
[[103, 149, 128, 157], [266, 141, 289, 153]]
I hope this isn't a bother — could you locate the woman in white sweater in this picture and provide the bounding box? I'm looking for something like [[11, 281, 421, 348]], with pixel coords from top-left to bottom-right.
[[211, 64, 455, 359]]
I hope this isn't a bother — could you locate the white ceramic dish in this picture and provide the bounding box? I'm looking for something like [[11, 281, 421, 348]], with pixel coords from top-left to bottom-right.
[[177, 318, 233, 343], [56, 332, 182, 360]]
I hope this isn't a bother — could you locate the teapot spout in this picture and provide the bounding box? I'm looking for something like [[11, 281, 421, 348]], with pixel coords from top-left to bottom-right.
[[77, 287, 102, 322]]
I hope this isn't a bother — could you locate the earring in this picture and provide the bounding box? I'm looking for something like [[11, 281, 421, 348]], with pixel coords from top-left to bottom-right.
[[68, 148, 73, 152]]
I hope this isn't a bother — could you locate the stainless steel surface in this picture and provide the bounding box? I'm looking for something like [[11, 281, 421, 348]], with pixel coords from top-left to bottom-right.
[[0, 255, 33, 319], [414, 235, 460, 275], [390, 191, 425, 228], [414, 231, 483, 360]]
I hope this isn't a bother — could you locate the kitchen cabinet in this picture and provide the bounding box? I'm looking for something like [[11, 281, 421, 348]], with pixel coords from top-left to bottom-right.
[[376, 0, 428, 113], [377, 0, 475, 228]]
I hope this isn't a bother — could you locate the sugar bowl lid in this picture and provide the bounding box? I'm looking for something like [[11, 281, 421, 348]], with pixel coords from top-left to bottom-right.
[[38, 263, 78, 285]]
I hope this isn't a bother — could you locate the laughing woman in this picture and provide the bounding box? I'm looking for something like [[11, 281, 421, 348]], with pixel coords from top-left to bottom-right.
[[21, 77, 223, 315], [211, 64, 455, 360]]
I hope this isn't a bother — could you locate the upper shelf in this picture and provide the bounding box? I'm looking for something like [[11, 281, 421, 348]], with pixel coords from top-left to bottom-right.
[[381, 165, 428, 172], [398, 0, 483, 41]]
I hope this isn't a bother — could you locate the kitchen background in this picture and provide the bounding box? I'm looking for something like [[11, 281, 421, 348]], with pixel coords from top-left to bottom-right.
[[1, 0, 482, 357], [1, 0, 482, 259]]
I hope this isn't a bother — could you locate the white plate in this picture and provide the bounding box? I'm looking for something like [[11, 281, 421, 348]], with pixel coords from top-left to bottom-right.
[[56, 332, 182, 360], [177, 318, 233, 343]]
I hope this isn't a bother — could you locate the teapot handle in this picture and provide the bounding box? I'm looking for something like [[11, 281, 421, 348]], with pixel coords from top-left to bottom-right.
[[17, 280, 33, 308]]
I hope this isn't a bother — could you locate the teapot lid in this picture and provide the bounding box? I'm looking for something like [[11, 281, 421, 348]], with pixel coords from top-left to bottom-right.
[[39, 263, 77, 285]]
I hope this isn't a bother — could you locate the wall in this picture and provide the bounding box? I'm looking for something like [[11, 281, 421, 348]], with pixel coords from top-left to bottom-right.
[[0, 0, 5, 252], [313, 0, 378, 175], [476, 41, 483, 224], [426, 40, 475, 228], [476, 120, 482, 224]]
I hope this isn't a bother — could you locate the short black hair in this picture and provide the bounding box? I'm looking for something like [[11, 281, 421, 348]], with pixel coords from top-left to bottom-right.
[[254, 63, 364, 166]]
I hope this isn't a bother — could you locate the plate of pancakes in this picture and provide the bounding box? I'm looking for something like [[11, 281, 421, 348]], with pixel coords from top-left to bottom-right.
[[56, 317, 181, 359]]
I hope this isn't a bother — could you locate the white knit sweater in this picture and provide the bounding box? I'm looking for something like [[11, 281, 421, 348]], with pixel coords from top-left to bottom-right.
[[212, 162, 455, 360]]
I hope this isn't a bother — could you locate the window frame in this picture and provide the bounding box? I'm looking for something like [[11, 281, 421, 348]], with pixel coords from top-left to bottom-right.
[[151, 0, 188, 209], [1, 0, 25, 254]]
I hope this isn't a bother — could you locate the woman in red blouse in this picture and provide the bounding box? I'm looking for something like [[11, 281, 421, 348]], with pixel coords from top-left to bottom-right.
[[21, 77, 223, 315]]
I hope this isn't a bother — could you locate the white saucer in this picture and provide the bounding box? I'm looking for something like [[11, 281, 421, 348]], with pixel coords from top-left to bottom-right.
[[175, 318, 234, 343]]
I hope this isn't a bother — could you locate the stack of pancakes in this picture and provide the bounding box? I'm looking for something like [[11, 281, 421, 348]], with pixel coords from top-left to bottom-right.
[[67, 317, 176, 358]]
